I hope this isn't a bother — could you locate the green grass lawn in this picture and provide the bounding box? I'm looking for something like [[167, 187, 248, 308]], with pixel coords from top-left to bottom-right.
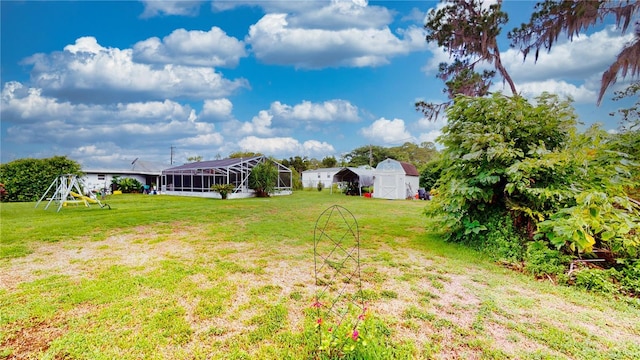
[[1, 191, 639, 359]]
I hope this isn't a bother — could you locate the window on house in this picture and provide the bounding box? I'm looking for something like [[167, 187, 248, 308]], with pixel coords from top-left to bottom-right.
[[98, 174, 106, 180]]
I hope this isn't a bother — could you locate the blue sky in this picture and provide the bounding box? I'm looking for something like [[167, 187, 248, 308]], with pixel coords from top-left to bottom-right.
[[1, 0, 636, 169]]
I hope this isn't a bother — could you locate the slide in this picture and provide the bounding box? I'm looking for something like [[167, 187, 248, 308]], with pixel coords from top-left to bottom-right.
[[69, 191, 98, 204]]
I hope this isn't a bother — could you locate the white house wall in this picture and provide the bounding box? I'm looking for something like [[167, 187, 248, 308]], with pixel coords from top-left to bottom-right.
[[301, 169, 339, 189]]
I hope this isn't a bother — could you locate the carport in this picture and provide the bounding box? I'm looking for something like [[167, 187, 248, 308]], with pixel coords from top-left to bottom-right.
[[331, 167, 374, 196]]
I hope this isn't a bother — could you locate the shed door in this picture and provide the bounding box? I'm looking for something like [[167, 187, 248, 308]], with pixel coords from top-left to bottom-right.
[[379, 174, 398, 199]]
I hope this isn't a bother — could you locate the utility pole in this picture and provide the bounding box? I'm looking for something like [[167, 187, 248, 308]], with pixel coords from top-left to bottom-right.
[[170, 145, 175, 165]]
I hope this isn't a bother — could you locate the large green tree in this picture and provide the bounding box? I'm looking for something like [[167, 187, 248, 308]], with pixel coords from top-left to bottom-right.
[[280, 156, 311, 174], [343, 145, 392, 167], [0, 156, 83, 202], [321, 156, 338, 168]]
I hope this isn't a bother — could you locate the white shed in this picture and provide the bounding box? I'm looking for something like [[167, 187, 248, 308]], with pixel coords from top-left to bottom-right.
[[372, 159, 420, 200]]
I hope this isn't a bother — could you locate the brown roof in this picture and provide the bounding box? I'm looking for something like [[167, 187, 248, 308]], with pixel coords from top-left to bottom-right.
[[400, 162, 419, 176]]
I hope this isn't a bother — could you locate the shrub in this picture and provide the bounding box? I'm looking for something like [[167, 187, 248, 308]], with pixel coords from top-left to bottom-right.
[[524, 241, 569, 278], [211, 184, 236, 199], [0, 156, 82, 202], [573, 268, 618, 294], [116, 178, 143, 193], [613, 261, 640, 296], [317, 182, 324, 192], [448, 207, 526, 263]]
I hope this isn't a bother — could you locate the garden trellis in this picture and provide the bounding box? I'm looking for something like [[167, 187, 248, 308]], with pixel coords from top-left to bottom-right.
[[313, 205, 365, 355]]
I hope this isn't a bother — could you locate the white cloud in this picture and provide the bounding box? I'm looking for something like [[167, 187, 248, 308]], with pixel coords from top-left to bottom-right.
[[415, 114, 447, 147], [1, 83, 220, 157], [201, 98, 234, 120], [505, 26, 633, 82], [23, 37, 249, 103], [246, 13, 426, 68], [140, 0, 203, 18], [286, 0, 392, 30], [239, 110, 275, 136], [360, 117, 413, 144], [176, 133, 224, 147], [238, 136, 334, 157], [133, 27, 246, 67], [270, 99, 360, 123], [514, 80, 595, 103]]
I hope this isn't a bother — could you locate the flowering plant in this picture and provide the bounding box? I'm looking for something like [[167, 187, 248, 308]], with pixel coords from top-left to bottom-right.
[[311, 300, 392, 359]]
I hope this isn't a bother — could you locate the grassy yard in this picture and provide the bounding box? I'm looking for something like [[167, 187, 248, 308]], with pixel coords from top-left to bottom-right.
[[1, 191, 639, 359]]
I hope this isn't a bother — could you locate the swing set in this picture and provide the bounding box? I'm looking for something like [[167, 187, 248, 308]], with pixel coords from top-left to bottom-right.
[[35, 174, 110, 212]]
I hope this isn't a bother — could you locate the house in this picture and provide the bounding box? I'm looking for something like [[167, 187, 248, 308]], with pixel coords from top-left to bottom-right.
[[372, 159, 420, 200], [301, 167, 342, 189], [83, 159, 166, 193]]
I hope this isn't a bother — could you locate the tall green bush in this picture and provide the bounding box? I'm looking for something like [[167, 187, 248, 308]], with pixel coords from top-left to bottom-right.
[[0, 156, 82, 202], [426, 92, 640, 275], [425, 92, 576, 243]]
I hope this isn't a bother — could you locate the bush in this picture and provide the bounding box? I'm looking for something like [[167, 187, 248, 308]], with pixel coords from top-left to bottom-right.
[[448, 208, 526, 263], [524, 241, 569, 278], [613, 261, 640, 296], [211, 184, 236, 199], [114, 177, 143, 193], [573, 268, 618, 294], [0, 156, 82, 202], [317, 182, 324, 192]]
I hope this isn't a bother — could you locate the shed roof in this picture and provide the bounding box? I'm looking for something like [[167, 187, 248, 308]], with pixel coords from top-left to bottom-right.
[[375, 158, 419, 176], [333, 167, 374, 187], [400, 162, 419, 176]]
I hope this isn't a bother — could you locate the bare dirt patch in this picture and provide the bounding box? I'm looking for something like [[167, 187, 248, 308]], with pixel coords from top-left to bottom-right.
[[1, 318, 66, 359], [1, 227, 198, 291]]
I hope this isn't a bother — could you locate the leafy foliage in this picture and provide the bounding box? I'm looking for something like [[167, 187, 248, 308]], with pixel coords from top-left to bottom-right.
[[211, 184, 236, 199], [0, 156, 82, 202], [321, 156, 338, 168], [419, 159, 443, 191], [249, 161, 278, 197], [426, 93, 640, 275], [280, 155, 312, 174], [114, 177, 143, 193]]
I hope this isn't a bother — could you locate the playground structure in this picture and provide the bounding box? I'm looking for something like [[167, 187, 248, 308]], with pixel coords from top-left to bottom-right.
[[36, 174, 110, 212]]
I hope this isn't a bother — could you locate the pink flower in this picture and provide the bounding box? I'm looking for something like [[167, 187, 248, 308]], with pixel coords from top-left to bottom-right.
[[312, 300, 323, 308], [351, 330, 359, 341], [317, 318, 323, 325]]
